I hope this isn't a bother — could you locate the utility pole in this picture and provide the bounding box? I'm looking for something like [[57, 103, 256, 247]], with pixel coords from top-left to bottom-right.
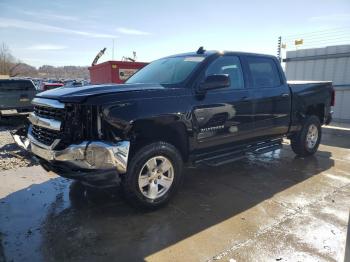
[[112, 39, 115, 60], [277, 36, 282, 63]]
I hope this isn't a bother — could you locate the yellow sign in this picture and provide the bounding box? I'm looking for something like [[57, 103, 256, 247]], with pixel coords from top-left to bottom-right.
[[295, 39, 304, 45], [112, 65, 117, 69]]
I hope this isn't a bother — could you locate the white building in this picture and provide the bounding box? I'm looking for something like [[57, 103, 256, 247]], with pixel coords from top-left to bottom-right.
[[285, 45, 350, 123]]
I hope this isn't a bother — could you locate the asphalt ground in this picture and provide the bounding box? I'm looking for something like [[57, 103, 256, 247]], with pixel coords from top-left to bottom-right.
[[0, 126, 349, 262]]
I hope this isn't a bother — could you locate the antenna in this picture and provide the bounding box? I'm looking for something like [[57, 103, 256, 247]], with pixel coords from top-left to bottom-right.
[[112, 39, 115, 60], [196, 46, 205, 54]]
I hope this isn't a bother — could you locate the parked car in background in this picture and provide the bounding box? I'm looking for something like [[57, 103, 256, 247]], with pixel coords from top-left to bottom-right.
[[0, 79, 38, 118], [41, 82, 64, 91], [63, 80, 75, 86], [64, 80, 89, 88]]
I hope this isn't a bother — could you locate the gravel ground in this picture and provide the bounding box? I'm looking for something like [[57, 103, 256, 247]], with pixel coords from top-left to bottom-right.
[[0, 118, 37, 171]]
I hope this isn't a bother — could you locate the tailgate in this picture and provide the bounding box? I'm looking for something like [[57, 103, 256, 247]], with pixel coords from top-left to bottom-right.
[[0, 89, 36, 111]]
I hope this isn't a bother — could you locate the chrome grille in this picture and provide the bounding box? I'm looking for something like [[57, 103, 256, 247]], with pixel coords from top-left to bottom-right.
[[34, 105, 65, 121], [30, 98, 65, 148], [31, 125, 61, 146]]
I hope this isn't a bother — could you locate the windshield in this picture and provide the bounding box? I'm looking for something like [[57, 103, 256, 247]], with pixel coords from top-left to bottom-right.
[[126, 56, 205, 85]]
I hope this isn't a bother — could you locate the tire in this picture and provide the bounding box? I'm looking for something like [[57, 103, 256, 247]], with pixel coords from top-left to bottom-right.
[[290, 115, 322, 157], [68, 181, 87, 208], [121, 141, 183, 210]]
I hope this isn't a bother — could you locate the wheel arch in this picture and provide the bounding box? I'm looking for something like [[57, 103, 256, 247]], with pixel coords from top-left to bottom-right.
[[128, 118, 189, 162], [305, 103, 325, 124]]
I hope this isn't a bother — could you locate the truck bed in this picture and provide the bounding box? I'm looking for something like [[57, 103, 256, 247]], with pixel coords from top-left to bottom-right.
[[288, 80, 333, 128]]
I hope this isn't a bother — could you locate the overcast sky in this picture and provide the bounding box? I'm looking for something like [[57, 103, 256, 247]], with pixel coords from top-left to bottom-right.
[[1, 0, 349, 67]]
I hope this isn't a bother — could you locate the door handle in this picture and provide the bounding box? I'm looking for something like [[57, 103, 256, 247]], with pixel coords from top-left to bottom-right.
[[281, 93, 289, 97]]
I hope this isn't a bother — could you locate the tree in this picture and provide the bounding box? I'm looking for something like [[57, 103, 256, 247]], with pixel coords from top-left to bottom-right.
[[0, 42, 14, 75], [10, 63, 38, 77], [0, 42, 23, 77], [0, 42, 89, 80]]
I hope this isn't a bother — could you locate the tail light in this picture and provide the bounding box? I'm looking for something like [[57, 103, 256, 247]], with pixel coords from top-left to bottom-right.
[[331, 89, 335, 106]]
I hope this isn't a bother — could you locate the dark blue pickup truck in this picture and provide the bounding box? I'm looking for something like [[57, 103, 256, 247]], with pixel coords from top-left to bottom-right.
[[15, 48, 334, 209]]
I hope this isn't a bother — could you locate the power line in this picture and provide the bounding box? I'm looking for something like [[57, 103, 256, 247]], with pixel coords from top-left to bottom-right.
[[283, 34, 350, 42], [278, 27, 350, 56], [282, 43, 350, 51], [283, 38, 350, 45], [281, 27, 350, 51], [283, 36, 350, 44], [282, 26, 350, 38]]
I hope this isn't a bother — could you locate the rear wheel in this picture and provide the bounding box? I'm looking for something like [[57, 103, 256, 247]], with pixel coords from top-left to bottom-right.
[[121, 141, 183, 210], [290, 115, 321, 157]]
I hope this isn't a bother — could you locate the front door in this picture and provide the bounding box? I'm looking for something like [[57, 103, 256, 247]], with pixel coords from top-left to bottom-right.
[[193, 55, 254, 150]]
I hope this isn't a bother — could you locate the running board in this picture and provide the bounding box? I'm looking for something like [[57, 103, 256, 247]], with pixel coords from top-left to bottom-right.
[[194, 139, 283, 167], [252, 143, 282, 155], [250, 140, 282, 154]]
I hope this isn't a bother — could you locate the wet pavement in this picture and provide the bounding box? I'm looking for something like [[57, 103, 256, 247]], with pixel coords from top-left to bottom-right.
[[0, 129, 349, 262]]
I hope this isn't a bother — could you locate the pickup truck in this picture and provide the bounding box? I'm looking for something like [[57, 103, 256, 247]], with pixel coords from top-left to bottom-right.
[[14, 48, 334, 209], [0, 79, 38, 118]]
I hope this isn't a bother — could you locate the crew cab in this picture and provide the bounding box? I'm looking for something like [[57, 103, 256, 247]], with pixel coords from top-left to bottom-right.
[[14, 48, 334, 209]]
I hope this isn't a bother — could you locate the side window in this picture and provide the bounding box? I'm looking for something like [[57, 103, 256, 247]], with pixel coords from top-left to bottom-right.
[[25, 81, 35, 90], [246, 57, 281, 88], [206, 56, 244, 89]]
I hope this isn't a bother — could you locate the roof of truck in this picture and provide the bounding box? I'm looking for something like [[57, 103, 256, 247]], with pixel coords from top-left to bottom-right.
[[165, 50, 277, 59], [0, 79, 34, 82]]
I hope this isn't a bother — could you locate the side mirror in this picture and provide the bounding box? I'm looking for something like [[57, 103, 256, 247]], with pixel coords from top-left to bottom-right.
[[199, 74, 230, 92]]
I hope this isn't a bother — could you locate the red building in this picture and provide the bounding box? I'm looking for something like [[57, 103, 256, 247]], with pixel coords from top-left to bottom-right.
[[88, 61, 148, 85]]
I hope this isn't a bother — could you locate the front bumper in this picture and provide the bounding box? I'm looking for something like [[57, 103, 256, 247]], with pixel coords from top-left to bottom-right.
[[39, 160, 122, 187], [13, 126, 130, 181], [29, 135, 130, 174]]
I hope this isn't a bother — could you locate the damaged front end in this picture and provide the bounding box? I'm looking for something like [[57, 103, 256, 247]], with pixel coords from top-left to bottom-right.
[[11, 125, 31, 151], [12, 97, 130, 186]]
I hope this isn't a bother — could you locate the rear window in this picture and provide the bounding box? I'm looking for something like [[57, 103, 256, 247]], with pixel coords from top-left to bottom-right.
[[246, 57, 281, 88], [0, 80, 35, 91]]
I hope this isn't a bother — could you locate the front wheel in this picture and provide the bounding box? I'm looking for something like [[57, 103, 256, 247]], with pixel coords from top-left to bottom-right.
[[290, 115, 322, 157], [121, 141, 183, 210]]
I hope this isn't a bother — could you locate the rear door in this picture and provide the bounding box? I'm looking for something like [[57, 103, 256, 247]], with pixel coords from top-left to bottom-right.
[[243, 56, 291, 139], [193, 55, 255, 149]]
